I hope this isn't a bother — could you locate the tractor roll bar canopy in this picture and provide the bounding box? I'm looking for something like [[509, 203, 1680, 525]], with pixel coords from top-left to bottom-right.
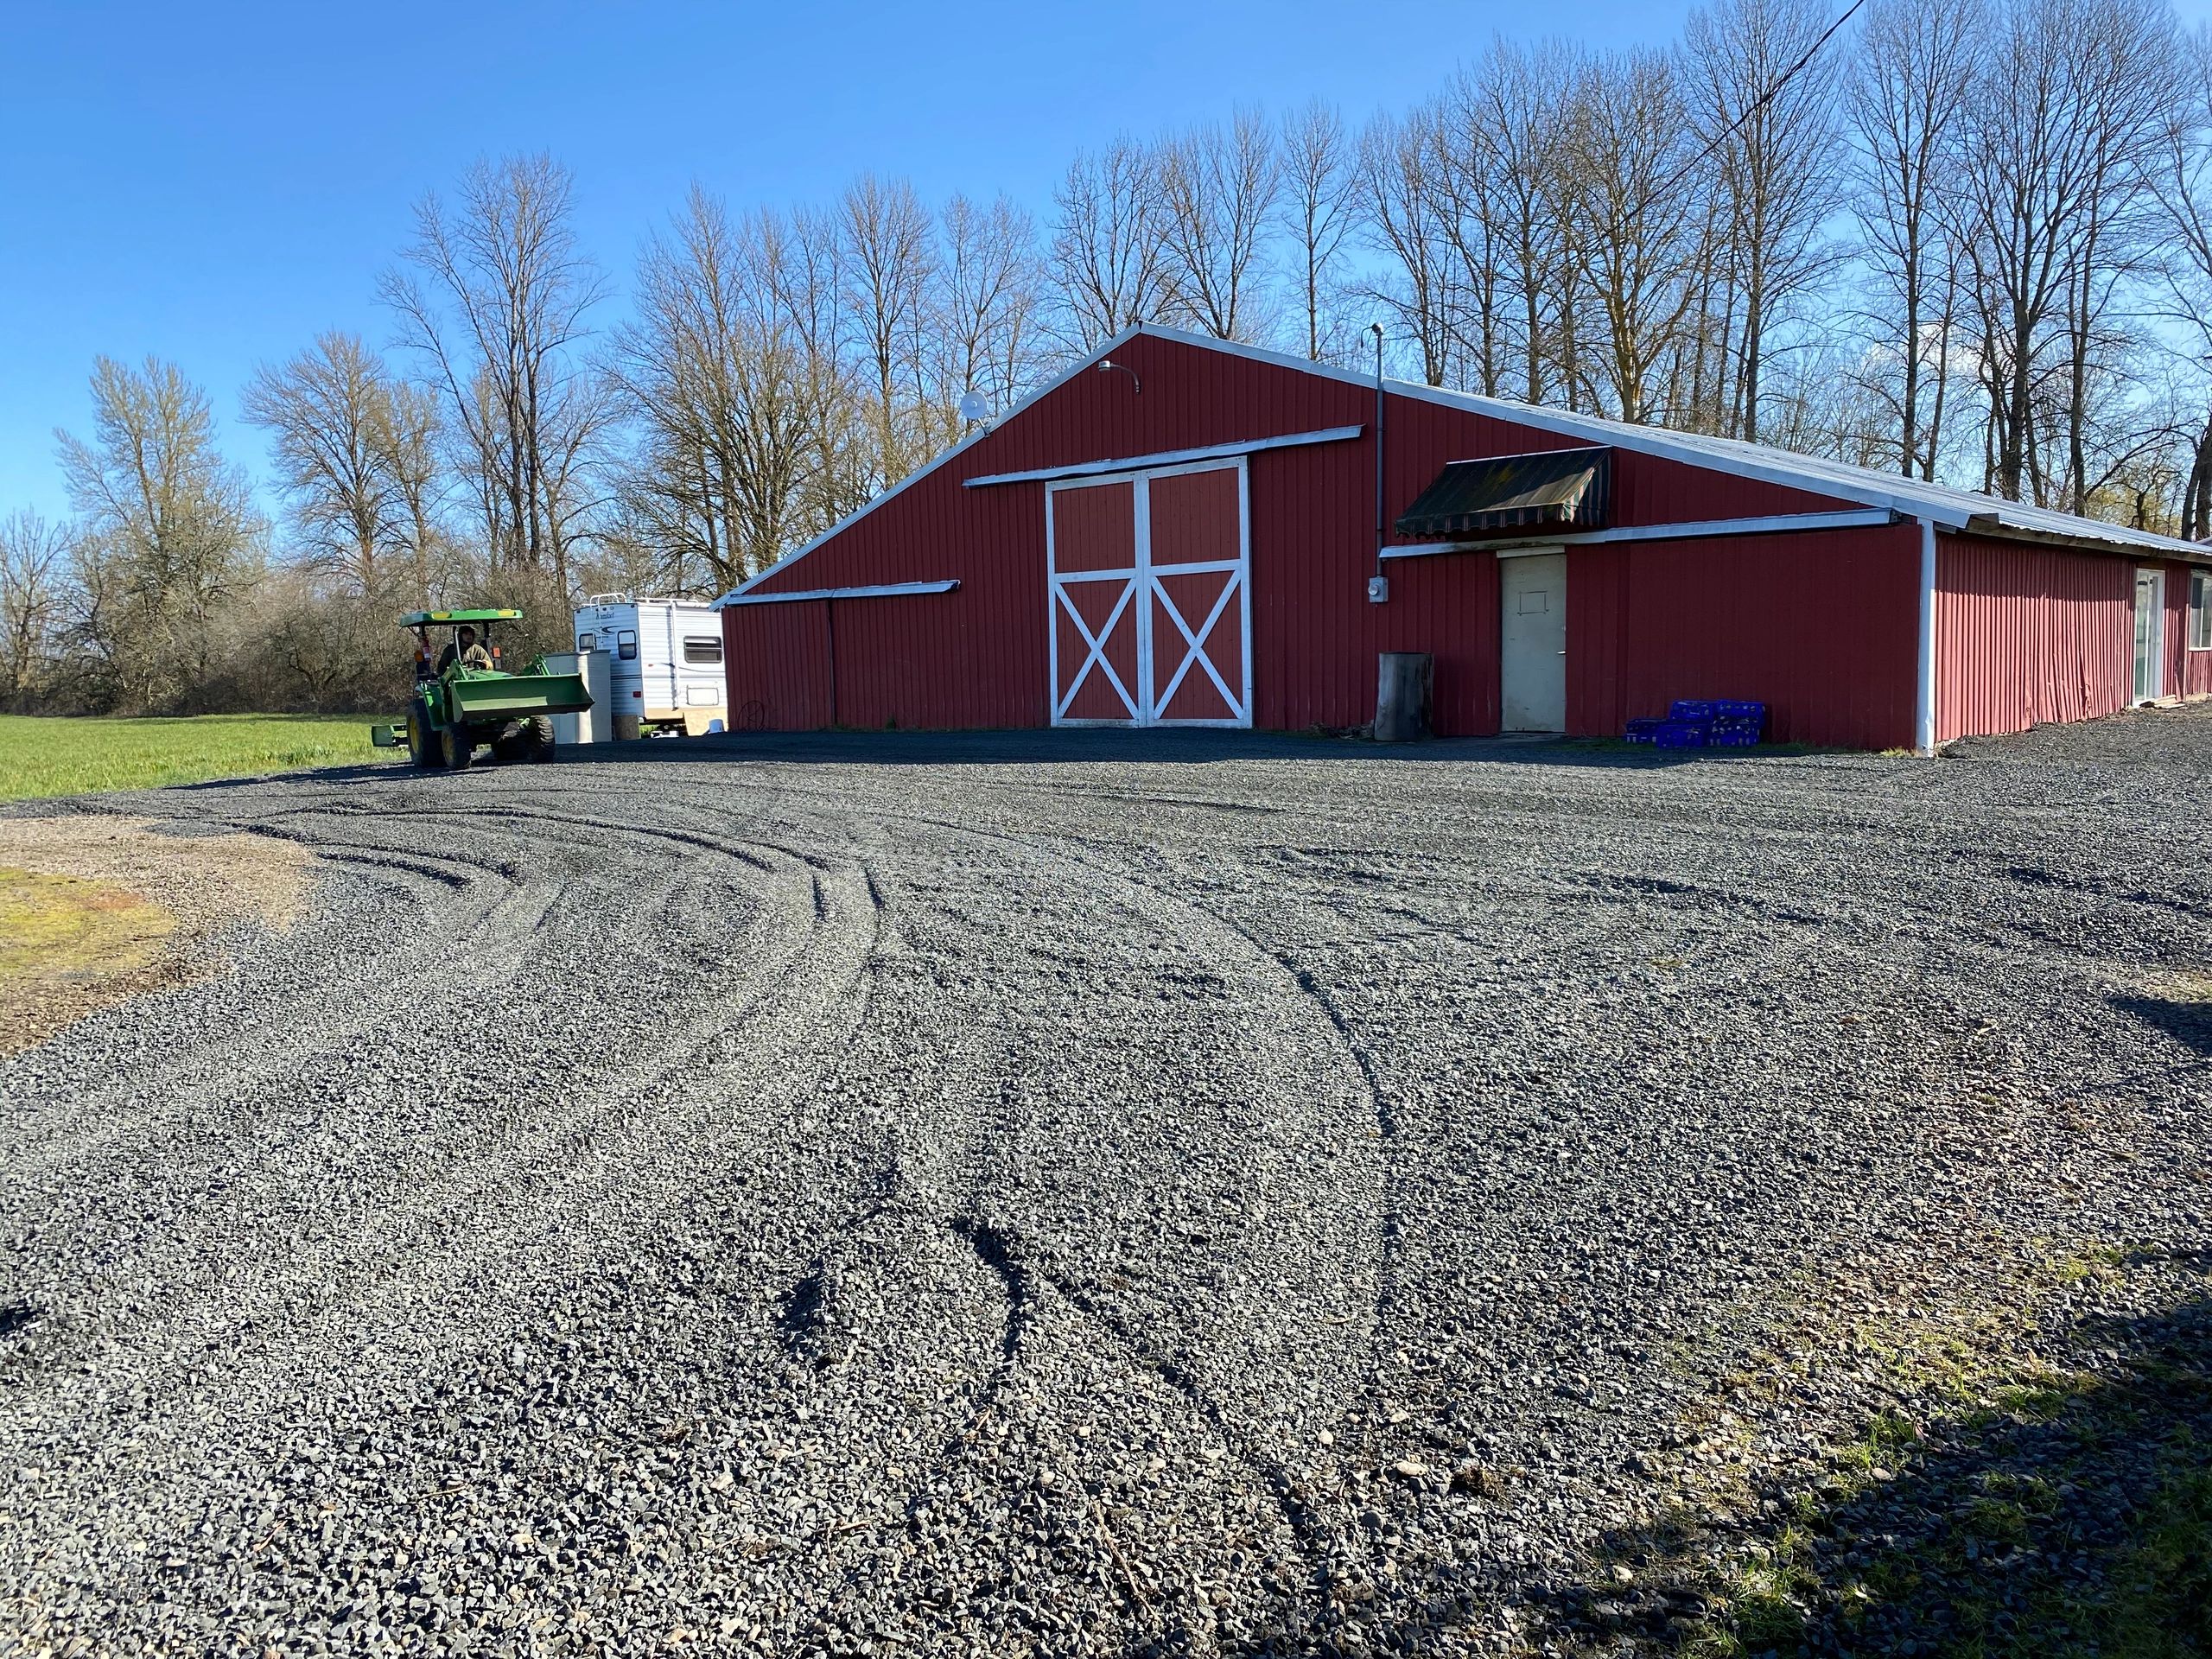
[[400, 609, 524, 627]]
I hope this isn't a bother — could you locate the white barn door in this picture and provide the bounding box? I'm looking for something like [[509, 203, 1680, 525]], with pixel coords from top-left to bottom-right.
[[1048, 461, 1251, 728], [1499, 550, 1567, 732]]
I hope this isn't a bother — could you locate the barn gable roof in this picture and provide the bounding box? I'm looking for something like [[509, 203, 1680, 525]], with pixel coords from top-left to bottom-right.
[[715, 324, 2209, 607]]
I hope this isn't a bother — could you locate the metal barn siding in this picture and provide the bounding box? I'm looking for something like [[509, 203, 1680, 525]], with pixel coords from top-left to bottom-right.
[[1565, 524, 1921, 750], [722, 330, 1867, 734], [2162, 560, 2212, 701], [1933, 534, 2132, 742]]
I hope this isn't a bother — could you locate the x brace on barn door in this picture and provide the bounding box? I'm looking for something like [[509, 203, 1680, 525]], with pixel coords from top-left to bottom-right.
[[1046, 459, 1252, 728]]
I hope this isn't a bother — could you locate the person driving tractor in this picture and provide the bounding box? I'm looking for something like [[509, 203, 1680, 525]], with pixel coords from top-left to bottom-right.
[[436, 625, 494, 674]]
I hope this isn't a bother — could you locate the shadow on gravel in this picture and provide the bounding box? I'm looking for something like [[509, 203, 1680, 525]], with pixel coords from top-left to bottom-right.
[[492, 728, 1855, 774], [2112, 993, 2212, 1058], [1536, 1287, 2212, 1658]]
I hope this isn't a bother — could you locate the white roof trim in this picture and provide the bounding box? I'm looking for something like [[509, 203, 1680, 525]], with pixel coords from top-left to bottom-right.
[[1382, 508, 1897, 559], [963, 424, 1363, 488], [720, 580, 959, 607]]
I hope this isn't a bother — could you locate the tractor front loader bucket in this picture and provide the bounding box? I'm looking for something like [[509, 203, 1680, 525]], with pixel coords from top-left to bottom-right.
[[444, 671, 594, 722]]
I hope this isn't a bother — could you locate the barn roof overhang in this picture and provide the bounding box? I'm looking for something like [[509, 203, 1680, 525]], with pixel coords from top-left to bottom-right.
[[1382, 507, 1900, 561], [1394, 447, 1611, 538]]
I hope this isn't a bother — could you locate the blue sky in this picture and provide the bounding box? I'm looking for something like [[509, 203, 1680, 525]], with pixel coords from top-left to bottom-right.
[[7, 0, 2210, 527]]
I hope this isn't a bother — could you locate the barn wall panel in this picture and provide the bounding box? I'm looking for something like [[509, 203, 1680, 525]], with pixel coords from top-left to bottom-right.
[[1566, 545, 1630, 738], [1934, 535, 2130, 742], [2161, 560, 2212, 700], [722, 601, 831, 731], [1577, 524, 1920, 751]]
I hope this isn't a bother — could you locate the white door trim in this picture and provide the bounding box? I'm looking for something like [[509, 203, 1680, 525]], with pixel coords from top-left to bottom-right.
[[2135, 565, 2166, 704], [1046, 457, 1252, 728]]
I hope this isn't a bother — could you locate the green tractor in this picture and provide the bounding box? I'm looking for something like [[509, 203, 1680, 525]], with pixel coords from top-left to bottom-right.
[[370, 609, 594, 770]]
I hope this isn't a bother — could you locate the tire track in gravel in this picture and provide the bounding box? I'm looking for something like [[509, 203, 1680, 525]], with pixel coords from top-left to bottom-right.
[[0, 793, 906, 1623], [736, 794, 1389, 1645]]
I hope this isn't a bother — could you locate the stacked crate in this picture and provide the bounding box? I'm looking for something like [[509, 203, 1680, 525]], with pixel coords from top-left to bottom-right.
[[1624, 700, 1767, 748]]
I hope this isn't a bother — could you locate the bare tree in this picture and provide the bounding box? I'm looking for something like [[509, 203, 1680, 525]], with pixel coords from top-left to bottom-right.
[[1560, 50, 1709, 423], [243, 332, 405, 592], [1953, 0, 2172, 504], [1682, 0, 1847, 443], [54, 355, 264, 708], [1849, 0, 1980, 479], [2152, 26, 2212, 537], [611, 190, 863, 591], [1156, 108, 1280, 340], [378, 379, 447, 597], [1457, 39, 1578, 404], [1427, 87, 1512, 396], [1280, 99, 1358, 362], [840, 175, 938, 485], [2053, 0, 2176, 513], [935, 192, 1044, 423], [0, 512, 70, 709], [1357, 110, 1459, 386], [1050, 137, 1169, 347], [380, 153, 610, 594]]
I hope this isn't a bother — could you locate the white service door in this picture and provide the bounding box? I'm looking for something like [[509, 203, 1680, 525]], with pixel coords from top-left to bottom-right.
[[2133, 567, 2164, 704], [1499, 552, 1567, 733]]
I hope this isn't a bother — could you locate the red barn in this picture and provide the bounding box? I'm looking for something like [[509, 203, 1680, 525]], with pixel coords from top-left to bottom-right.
[[717, 327, 2212, 751]]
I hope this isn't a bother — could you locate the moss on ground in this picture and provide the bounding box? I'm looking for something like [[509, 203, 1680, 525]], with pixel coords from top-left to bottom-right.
[[0, 867, 174, 981]]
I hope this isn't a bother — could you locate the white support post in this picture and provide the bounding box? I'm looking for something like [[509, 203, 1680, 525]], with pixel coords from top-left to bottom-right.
[[1916, 517, 1938, 756]]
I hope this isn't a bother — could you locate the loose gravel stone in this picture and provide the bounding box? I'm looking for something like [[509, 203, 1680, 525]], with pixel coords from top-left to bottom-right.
[[0, 708, 2207, 1654]]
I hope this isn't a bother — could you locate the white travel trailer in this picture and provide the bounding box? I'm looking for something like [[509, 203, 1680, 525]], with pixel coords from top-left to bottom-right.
[[572, 595, 728, 737]]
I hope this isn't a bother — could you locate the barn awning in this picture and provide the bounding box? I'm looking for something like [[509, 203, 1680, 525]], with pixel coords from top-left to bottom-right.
[[1394, 447, 1611, 538]]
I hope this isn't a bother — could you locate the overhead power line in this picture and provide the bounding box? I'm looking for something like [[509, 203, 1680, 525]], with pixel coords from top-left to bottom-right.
[[1628, 0, 1871, 226]]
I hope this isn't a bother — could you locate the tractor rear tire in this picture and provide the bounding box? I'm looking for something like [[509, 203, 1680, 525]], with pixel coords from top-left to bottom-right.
[[442, 724, 474, 770], [407, 709, 443, 769]]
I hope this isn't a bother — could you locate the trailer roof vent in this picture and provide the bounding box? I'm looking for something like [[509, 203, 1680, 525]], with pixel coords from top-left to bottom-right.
[[1395, 445, 1611, 539]]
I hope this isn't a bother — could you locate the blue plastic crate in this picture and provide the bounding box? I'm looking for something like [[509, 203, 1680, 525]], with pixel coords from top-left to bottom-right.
[[1669, 699, 1719, 721], [1652, 721, 1709, 748], [1713, 699, 1766, 722], [1708, 726, 1760, 747], [1624, 717, 1669, 744]]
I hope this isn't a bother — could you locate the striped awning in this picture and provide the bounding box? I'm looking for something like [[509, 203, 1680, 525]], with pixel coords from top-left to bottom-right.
[[1394, 447, 1611, 538]]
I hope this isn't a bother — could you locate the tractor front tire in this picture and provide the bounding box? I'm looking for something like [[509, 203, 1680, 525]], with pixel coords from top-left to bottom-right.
[[407, 709, 443, 769], [442, 724, 474, 770], [495, 715, 556, 765]]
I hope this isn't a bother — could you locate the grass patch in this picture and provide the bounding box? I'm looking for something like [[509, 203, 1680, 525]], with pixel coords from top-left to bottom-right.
[[0, 714, 392, 802], [1558, 1291, 2212, 1658]]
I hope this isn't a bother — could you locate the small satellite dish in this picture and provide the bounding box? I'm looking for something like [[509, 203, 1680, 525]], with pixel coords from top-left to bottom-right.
[[958, 391, 992, 423]]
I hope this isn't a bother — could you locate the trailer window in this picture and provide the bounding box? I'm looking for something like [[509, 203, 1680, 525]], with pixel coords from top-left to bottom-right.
[[616, 630, 638, 661], [683, 634, 723, 666], [2193, 571, 2211, 650], [576, 632, 595, 652]]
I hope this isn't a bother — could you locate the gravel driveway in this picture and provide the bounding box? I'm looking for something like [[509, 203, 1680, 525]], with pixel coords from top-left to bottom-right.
[[3, 710, 2207, 1656]]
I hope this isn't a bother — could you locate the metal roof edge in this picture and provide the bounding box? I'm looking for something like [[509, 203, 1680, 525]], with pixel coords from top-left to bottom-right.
[[1127, 326, 2212, 559], [1963, 512, 2212, 563]]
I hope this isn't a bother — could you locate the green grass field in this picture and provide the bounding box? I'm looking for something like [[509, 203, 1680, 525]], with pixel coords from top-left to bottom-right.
[[0, 714, 395, 802]]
